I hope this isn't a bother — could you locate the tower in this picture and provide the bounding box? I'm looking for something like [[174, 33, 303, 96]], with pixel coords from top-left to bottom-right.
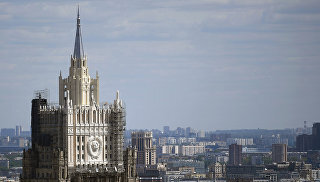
[[272, 144, 287, 163], [131, 131, 156, 167], [312, 123, 320, 150], [22, 7, 136, 182], [228, 144, 242, 166], [59, 7, 99, 107]]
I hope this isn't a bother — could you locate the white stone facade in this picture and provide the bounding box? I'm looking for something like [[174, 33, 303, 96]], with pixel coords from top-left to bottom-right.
[[22, 8, 128, 181]]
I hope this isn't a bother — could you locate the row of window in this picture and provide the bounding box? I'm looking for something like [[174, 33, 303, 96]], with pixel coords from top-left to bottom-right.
[[76, 153, 113, 160], [75, 111, 111, 124], [77, 163, 116, 169]]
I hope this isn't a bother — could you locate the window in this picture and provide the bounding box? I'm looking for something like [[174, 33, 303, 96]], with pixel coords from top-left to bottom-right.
[[82, 112, 85, 123], [93, 110, 96, 123]]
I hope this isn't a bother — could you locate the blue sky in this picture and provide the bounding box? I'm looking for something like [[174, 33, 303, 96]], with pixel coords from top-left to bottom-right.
[[0, 0, 320, 131]]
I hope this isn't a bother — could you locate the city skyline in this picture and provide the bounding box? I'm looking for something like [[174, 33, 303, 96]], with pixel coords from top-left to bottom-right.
[[1, 1, 320, 130]]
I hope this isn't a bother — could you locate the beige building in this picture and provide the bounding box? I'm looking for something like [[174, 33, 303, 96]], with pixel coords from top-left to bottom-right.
[[22, 8, 136, 182], [272, 143, 287, 163], [208, 162, 226, 179], [131, 131, 156, 166]]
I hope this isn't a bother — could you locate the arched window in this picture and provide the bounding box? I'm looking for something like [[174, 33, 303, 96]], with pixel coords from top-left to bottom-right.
[[82, 111, 85, 124], [93, 110, 96, 123], [87, 110, 89, 123]]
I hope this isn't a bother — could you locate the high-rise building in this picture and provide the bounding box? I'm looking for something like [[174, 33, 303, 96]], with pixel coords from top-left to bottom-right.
[[22, 7, 136, 182], [272, 144, 287, 163], [163, 126, 170, 135], [296, 134, 313, 152], [131, 131, 156, 166], [16, 125, 22, 136], [313, 123, 320, 150], [186, 127, 191, 137], [296, 122, 320, 151], [228, 144, 242, 166]]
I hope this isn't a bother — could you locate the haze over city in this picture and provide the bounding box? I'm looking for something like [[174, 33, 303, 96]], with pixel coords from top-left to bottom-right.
[[1, 1, 320, 130]]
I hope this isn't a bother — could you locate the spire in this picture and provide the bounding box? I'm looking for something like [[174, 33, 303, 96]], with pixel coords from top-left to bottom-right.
[[73, 5, 84, 61]]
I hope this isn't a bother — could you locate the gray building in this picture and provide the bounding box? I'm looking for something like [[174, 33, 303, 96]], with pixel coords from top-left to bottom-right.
[[229, 144, 242, 166], [1, 128, 15, 137]]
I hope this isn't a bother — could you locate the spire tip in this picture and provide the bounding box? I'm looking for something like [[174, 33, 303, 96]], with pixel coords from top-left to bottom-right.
[[77, 5, 80, 18]]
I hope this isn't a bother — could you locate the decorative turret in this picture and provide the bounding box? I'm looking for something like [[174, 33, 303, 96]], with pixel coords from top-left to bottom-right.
[[59, 7, 99, 106]]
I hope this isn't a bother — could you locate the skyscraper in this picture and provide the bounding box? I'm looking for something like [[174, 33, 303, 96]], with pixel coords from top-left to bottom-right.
[[22, 7, 136, 182], [228, 144, 242, 166], [16, 125, 22, 136], [296, 122, 320, 151], [296, 134, 313, 152], [131, 131, 156, 166], [272, 144, 287, 163], [163, 126, 170, 135], [313, 123, 320, 150]]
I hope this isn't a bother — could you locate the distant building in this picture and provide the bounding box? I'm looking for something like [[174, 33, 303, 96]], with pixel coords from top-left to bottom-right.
[[163, 126, 170, 135], [0, 128, 15, 137], [312, 169, 320, 180], [161, 145, 179, 155], [167, 137, 176, 144], [208, 162, 226, 179], [216, 156, 229, 163], [179, 145, 205, 156], [186, 127, 191, 137], [296, 134, 313, 152], [16, 125, 22, 137], [313, 123, 320, 150], [197, 130, 205, 138], [131, 131, 156, 166], [0, 157, 9, 169], [251, 155, 264, 165], [227, 138, 254, 146], [18, 138, 25, 147], [272, 144, 287, 163], [167, 160, 206, 174], [226, 165, 264, 180], [296, 122, 320, 151], [229, 144, 242, 165]]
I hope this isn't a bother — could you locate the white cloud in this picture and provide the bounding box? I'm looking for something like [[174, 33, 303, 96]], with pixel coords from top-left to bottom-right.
[[0, 0, 320, 130]]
